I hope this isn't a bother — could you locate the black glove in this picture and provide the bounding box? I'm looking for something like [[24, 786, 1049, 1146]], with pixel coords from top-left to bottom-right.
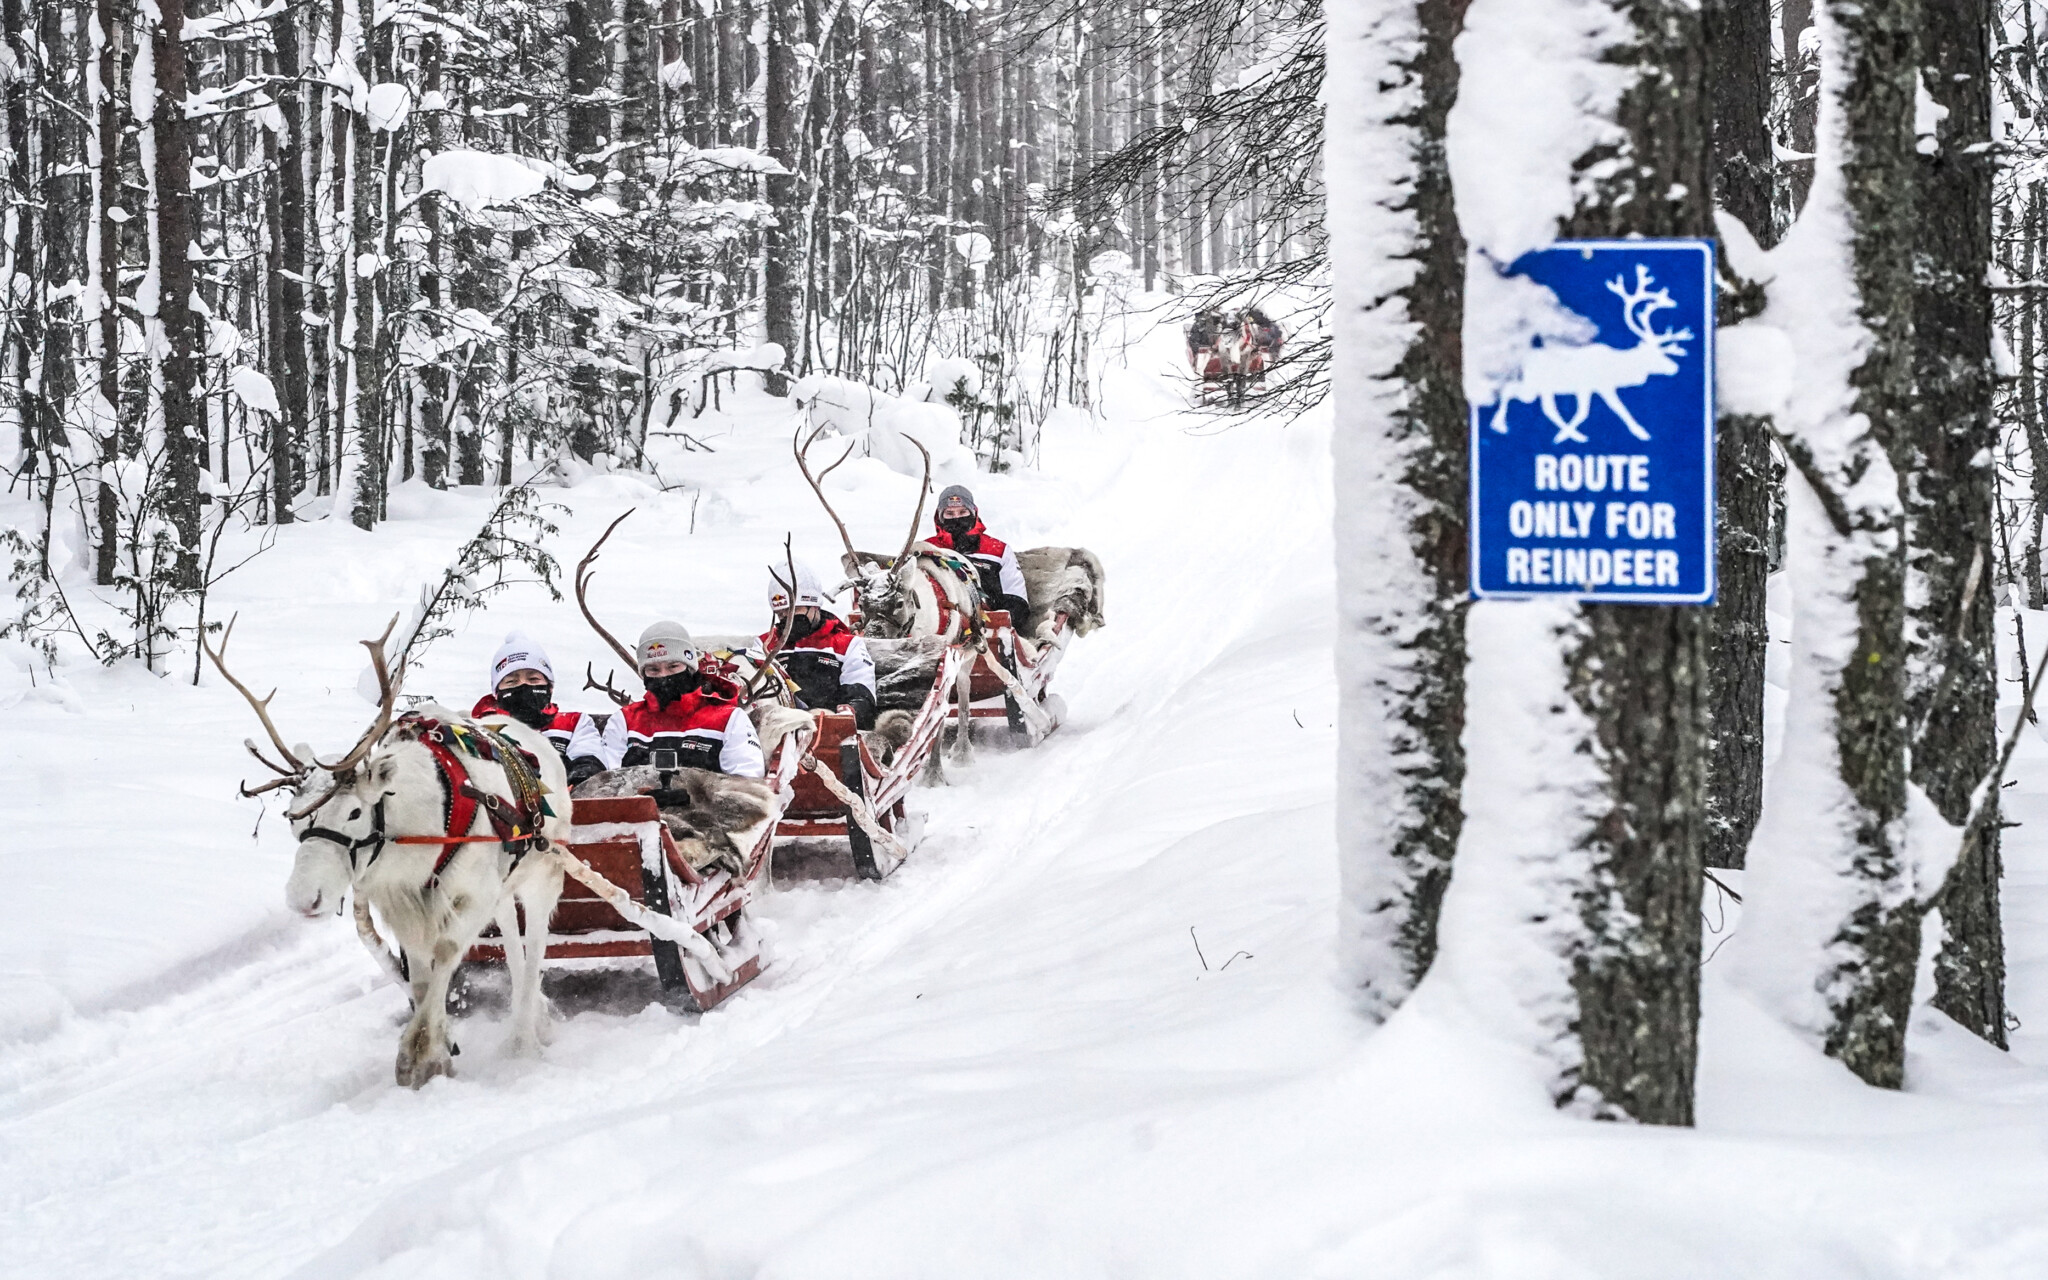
[[566, 756, 605, 787], [840, 684, 878, 731]]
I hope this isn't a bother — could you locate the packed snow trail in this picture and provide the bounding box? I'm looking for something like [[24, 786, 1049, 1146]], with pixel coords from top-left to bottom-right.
[[1, 342, 1349, 1277], [13, 339, 2048, 1277]]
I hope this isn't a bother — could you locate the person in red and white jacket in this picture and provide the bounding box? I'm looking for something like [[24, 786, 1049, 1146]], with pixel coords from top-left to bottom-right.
[[927, 484, 1032, 622], [471, 632, 611, 785], [754, 560, 878, 729], [600, 620, 764, 777]]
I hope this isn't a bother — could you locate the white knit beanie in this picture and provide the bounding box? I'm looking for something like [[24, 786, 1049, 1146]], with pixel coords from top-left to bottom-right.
[[636, 620, 699, 670], [768, 560, 825, 611], [490, 632, 554, 688]]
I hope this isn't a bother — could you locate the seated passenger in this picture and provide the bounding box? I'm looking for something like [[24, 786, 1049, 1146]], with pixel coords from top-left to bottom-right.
[[471, 632, 610, 785], [1246, 304, 1284, 356], [600, 620, 764, 778], [756, 561, 878, 729], [1186, 309, 1223, 366], [926, 485, 1033, 623]]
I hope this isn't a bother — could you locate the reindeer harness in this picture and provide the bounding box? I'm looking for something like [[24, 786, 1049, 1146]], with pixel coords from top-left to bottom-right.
[[353, 715, 555, 888]]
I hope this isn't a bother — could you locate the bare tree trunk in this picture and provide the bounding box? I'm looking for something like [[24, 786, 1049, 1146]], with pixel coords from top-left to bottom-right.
[[1909, 0, 2004, 1048], [2025, 186, 2047, 609], [267, 2, 309, 521], [566, 0, 612, 453], [4, 0, 40, 473], [1703, 0, 1776, 871], [93, 0, 124, 584], [1782, 0, 1819, 217], [153, 0, 204, 584]]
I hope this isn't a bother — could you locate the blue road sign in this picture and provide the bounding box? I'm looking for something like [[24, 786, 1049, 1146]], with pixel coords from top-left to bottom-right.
[[1469, 239, 1716, 604]]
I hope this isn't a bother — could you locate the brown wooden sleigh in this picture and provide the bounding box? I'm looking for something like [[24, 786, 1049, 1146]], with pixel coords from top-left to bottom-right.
[[774, 641, 961, 879], [466, 720, 811, 1011], [953, 609, 1071, 747]]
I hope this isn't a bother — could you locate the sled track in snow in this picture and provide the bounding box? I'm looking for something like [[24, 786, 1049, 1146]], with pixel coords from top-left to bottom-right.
[[2, 403, 1331, 1278]]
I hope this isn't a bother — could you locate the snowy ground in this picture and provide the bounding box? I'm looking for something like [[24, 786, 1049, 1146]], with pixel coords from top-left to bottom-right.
[[8, 323, 2048, 1278]]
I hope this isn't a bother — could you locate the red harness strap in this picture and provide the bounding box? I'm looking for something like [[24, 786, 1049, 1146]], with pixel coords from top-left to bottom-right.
[[390, 733, 543, 887]]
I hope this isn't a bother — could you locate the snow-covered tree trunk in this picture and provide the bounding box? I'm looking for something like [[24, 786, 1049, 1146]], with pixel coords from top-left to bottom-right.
[[1326, 0, 1468, 1020], [1441, 0, 1709, 1125], [1735, 0, 1919, 1090], [1908, 0, 2004, 1047], [347, 0, 385, 530], [761, 0, 800, 394], [1703, 0, 1776, 871]]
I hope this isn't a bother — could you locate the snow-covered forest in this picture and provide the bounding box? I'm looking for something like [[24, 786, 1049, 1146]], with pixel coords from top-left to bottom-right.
[[10, 0, 2048, 1273]]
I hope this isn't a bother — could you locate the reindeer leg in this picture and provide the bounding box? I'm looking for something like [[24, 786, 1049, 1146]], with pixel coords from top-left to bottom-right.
[[395, 933, 466, 1088], [1599, 389, 1654, 441], [1491, 395, 1514, 434], [508, 860, 563, 1054], [395, 871, 500, 1087], [1546, 394, 1591, 444], [949, 652, 977, 766], [494, 897, 542, 1057]]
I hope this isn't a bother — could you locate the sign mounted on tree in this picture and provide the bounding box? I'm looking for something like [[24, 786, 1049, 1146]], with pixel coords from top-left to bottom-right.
[[1469, 240, 1716, 604]]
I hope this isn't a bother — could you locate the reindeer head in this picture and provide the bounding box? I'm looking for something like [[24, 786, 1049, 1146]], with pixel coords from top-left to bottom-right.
[[207, 615, 404, 917], [842, 553, 925, 639], [795, 423, 934, 639], [1608, 264, 1694, 374]]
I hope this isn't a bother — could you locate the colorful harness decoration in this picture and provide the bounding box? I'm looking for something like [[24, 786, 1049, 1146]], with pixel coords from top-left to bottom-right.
[[391, 714, 556, 887]]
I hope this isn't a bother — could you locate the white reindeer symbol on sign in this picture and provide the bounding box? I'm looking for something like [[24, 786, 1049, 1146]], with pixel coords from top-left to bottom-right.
[[1489, 263, 1695, 444]]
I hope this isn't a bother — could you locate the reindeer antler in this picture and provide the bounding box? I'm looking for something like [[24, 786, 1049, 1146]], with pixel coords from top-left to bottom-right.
[[584, 661, 632, 708], [576, 509, 640, 672], [891, 437, 934, 570], [313, 614, 404, 777], [203, 614, 310, 797], [795, 424, 862, 576], [1607, 265, 1693, 347]]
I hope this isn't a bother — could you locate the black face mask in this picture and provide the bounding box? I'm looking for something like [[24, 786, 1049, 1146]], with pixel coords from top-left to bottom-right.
[[496, 682, 554, 729], [781, 611, 821, 643], [937, 514, 977, 540], [646, 670, 699, 705]]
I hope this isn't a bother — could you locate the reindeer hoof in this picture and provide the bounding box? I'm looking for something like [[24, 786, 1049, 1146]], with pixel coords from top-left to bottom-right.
[[396, 1051, 453, 1088]]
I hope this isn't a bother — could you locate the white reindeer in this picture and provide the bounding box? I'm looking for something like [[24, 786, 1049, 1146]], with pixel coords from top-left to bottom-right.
[[208, 618, 570, 1088], [1489, 264, 1694, 444]]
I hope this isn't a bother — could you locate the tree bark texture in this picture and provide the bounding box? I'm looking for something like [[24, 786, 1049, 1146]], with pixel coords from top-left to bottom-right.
[[1909, 0, 2004, 1048], [1558, 0, 1712, 1126], [566, 0, 610, 455], [95, 0, 123, 584], [153, 0, 204, 583], [1702, 0, 1777, 871], [1782, 0, 1818, 218]]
